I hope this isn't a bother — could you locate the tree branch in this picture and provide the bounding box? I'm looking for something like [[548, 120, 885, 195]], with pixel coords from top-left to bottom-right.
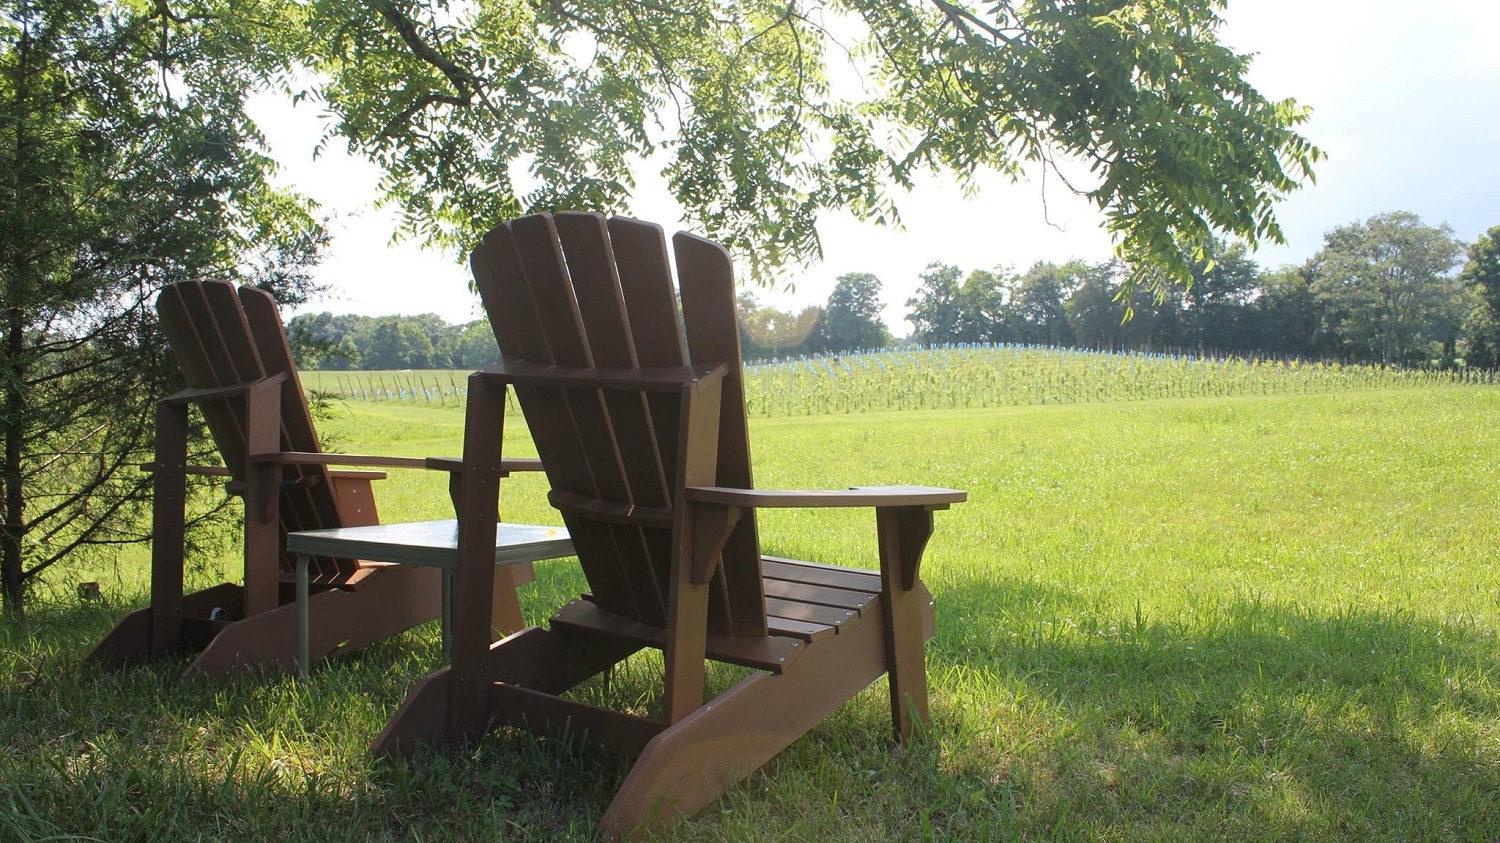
[[367, 0, 474, 100], [364, 0, 513, 136], [928, 0, 1019, 46]]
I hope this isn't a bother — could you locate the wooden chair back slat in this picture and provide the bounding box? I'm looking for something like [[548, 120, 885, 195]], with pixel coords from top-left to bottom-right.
[[514, 215, 666, 623], [554, 214, 672, 505], [604, 218, 687, 485], [600, 219, 692, 623], [603, 217, 687, 367], [509, 216, 633, 505], [673, 232, 766, 637], [554, 213, 677, 621], [155, 280, 357, 579], [239, 286, 349, 580], [475, 223, 647, 620], [238, 288, 320, 459], [472, 213, 768, 639], [471, 230, 594, 489], [157, 283, 255, 478], [201, 282, 268, 386]]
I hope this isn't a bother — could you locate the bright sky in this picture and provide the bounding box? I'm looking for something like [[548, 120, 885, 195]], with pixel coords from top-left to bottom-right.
[[254, 0, 1500, 333]]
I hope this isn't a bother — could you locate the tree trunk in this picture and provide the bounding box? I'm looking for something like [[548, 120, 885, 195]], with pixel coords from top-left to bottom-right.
[[2, 310, 26, 616], [2, 10, 32, 616]]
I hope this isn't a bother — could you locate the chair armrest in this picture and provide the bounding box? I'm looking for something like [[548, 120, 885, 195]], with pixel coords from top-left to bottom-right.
[[250, 452, 543, 476], [683, 485, 965, 589], [251, 451, 430, 470], [155, 454, 540, 497], [685, 485, 966, 509], [139, 463, 234, 477], [148, 459, 389, 483], [425, 456, 545, 476], [185, 465, 233, 477], [327, 469, 389, 481]]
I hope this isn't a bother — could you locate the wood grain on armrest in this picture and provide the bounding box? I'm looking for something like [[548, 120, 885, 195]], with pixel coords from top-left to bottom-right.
[[248, 452, 544, 476], [252, 451, 430, 469], [685, 485, 966, 509], [423, 456, 545, 474]]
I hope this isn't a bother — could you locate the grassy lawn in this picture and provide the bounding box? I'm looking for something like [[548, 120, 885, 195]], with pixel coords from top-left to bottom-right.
[[4, 386, 1499, 841]]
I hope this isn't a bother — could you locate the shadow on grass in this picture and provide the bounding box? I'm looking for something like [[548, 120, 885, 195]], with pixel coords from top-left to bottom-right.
[[5, 580, 1500, 842], [1, 587, 656, 842], [928, 571, 1500, 841]]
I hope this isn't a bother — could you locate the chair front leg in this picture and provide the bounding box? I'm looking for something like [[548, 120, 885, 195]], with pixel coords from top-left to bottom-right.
[[876, 504, 937, 741]]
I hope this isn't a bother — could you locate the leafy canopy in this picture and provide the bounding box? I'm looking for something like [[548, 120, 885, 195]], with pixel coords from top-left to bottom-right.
[[292, 0, 1321, 289]]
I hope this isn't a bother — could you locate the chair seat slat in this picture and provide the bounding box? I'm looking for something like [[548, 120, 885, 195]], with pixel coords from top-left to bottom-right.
[[764, 597, 856, 630], [550, 600, 805, 673], [761, 558, 882, 592], [766, 617, 836, 643], [762, 579, 876, 615]]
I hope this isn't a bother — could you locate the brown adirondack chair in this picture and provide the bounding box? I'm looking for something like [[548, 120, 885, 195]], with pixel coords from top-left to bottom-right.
[[88, 280, 538, 677], [372, 213, 966, 839]]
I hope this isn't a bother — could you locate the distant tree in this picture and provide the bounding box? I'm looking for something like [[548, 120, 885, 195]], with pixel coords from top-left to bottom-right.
[[1309, 212, 1465, 365], [362, 318, 436, 369], [402, 314, 459, 367], [327, 335, 364, 370], [736, 292, 764, 357], [1065, 263, 1127, 349], [1460, 225, 1500, 367], [1463, 298, 1499, 369], [1462, 226, 1500, 310], [955, 269, 1010, 344], [819, 273, 891, 352], [906, 263, 964, 344], [1247, 266, 1324, 357], [289, 312, 353, 369], [452, 321, 501, 368], [1007, 261, 1082, 346], [323, 314, 374, 370], [1184, 241, 1260, 351], [1128, 284, 1184, 352], [737, 291, 820, 359]]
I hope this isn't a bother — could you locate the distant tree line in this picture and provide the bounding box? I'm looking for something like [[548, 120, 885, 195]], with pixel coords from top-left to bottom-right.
[[903, 212, 1498, 368], [293, 213, 1500, 371], [288, 313, 500, 370]]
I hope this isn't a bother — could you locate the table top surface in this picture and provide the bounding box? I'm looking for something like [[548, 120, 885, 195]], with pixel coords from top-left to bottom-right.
[[287, 519, 573, 568]]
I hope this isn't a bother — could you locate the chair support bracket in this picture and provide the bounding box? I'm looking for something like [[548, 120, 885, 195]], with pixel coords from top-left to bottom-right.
[[689, 503, 741, 585]]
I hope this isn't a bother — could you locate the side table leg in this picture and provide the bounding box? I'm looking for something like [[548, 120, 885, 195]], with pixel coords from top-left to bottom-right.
[[295, 554, 310, 678], [442, 568, 454, 659]]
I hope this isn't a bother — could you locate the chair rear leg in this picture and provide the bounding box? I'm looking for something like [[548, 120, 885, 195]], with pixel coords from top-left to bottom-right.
[[372, 625, 641, 757], [87, 582, 244, 668]]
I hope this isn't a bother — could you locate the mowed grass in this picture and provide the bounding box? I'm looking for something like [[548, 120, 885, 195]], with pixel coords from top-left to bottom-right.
[[4, 386, 1500, 841]]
